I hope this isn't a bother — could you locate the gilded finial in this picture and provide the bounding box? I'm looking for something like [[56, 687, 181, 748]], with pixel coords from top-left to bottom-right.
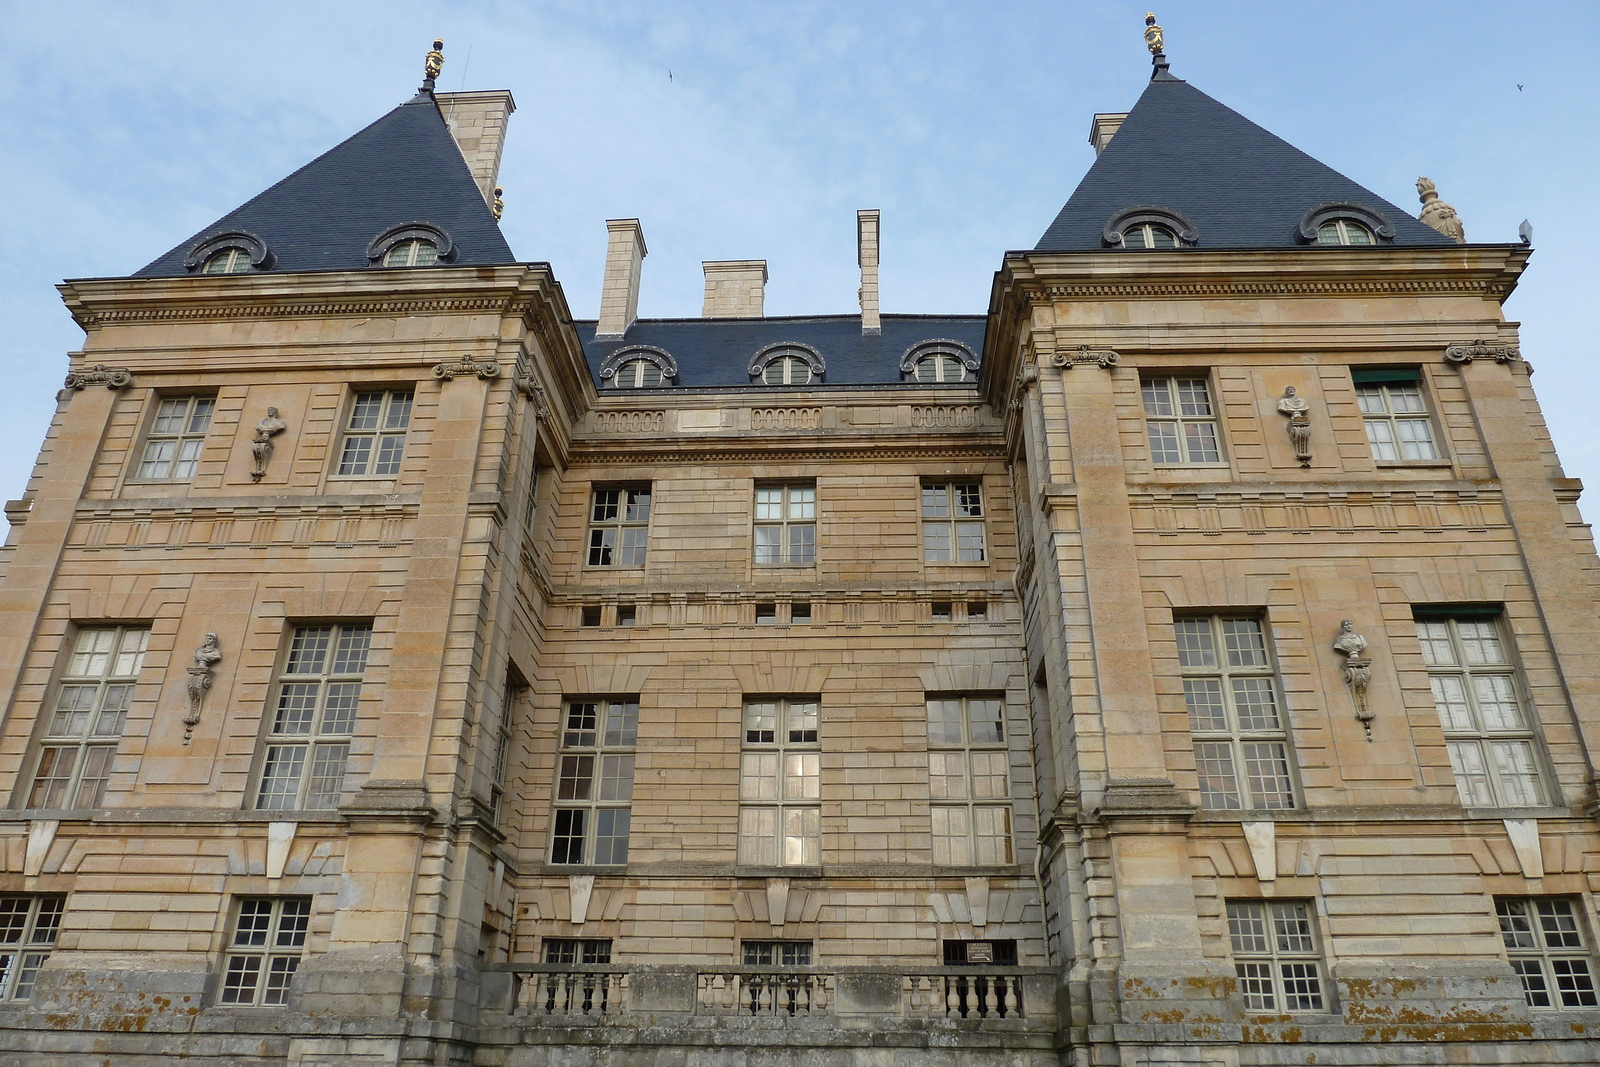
[[1416, 177, 1465, 243], [423, 39, 444, 90], [492, 186, 504, 222], [1144, 12, 1165, 56]]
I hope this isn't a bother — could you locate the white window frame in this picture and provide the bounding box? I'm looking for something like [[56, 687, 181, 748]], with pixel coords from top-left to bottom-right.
[[550, 698, 637, 866], [1142, 376, 1223, 466], [1354, 373, 1441, 464], [754, 483, 817, 566], [761, 356, 814, 386], [586, 486, 651, 568], [739, 698, 821, 867], [922, 481, 986, 563], [1497, 897, 1600, 1009], [255, 623, 372, 811], [1416, 613, 1547, 808], [1226, 899, 1327, 1013], [1121, 223, 1179, 248], [1175, 615, 1296, 811], [913, 354, 967, 382], [926, 694, 1014, 866], [133, 395, 215, 481], [614, 359, 664, 388], [0, 895, 65, 1002], [203, 247, 254, 274], [28, 625, 149, 810], [220, 897, 311, 1006], [335, 389, 413, 478]]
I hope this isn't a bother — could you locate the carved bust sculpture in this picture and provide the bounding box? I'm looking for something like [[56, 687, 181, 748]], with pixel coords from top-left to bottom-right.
[[1332, 620, 1375, 739], [1277, 386, 1313, 467], [250, 406, 287, 482], [183, 632, 222, 743], [1332, 618, 1368, 658]]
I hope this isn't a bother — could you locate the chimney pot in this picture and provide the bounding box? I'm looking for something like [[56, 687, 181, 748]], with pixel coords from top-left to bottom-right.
[[596, 220, 647, 339], [857, 210, 881, 335], [702, 260, 767, 318], [1089, 112, 1128, 155]]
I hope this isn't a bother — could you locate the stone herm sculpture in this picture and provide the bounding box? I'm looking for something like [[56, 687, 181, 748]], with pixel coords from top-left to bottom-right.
[[250, 407, 287, 482], [1417, 177, 1465, 243], [1332, 619, 1374, 740], [184, 633, 222, 744], [1277, 386, 1312, 467]]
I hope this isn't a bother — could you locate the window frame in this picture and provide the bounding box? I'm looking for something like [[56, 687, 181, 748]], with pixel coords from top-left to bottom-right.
[[1120, 222, 1180, 249], [926, 693, 1015, 867], [203, 247, 255, 274], [614, 358, 665, 389], [0, 895, 66, 1002], [913, 353, 968, 382], [1415, 611, 1549, 809], [1175, 614, 1298, 811], [1352, 369, 1446, 466], [132, 394, 216, 482], [762, 355, 813, 386], [1142, 375, 1226, 467], [1316, 219, 1375, 246], [1226, 899, 1329, 1014], [332, 388, 414, 480], [253, 623, 373, 812], [219, 896, 312, 1006], [742, 940, 813, 966], [754, 482, 817, 567], [585, 485, 652, 568], [1497, 897, 1600, 1009], [921, 481, 987, 564], [28, 625, 150, 811], [549, 697, 638, 867], [382, 238, 439, 267], [738, 697, 822, 868]]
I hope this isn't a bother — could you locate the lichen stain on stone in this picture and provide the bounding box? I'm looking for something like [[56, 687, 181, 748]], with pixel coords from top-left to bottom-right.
[[1183, 974, 1234, 997], [1359, 1022, 1535, 1043]]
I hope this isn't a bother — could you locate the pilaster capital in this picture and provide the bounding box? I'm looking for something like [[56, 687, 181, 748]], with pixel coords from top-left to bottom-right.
[[1444, 340, 1521, 366]]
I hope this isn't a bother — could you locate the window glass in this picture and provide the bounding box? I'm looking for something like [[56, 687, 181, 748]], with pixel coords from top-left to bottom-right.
[[1176, 616, 1295, 810], [587, 487, 651, 567], [739, 698, 821, 866], [30, 626, 148, 809], [761, 355, 813, 386], [551, 699, 638, 865], [336, 390, 412, 477], [1356, 377, 1439, 463], [927, 694, 1013, 866], [1143, 377, 1222, 465], [1498, 898, 1600, 1008], [135, 396, 215, 481], [1227, 900, 1326, 1012], [754, 483, 817, 565], [255, 624, 371, 810], [221, 897, 311, 1006], [922, 482, 986, 563]]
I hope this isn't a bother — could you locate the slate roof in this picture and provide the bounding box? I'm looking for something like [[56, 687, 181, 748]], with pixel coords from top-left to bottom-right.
[[1035, 70, 1455, 251], [577, 315, 987, 390], [135, 93, 516, 277]]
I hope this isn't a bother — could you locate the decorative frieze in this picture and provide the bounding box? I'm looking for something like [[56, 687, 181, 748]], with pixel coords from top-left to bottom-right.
[[594, 411, 665, 434], [911, 405, 981, 429], [751, 408, 822, 431]]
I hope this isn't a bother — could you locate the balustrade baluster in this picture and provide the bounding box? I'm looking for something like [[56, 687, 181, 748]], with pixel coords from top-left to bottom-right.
[[757, 978, 773, 1015], [981, 977, 997, 1018], [946, 977, 960, 1017], [1003, 975, 1019, 1016]]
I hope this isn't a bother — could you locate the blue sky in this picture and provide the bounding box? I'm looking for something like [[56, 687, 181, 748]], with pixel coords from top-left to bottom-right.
[[4, 2, 1596, 530]]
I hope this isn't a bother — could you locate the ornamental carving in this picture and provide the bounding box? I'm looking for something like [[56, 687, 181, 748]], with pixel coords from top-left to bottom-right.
[[250, 407, 287, 482], [63, 365, 133, 390], [1009, 365, 1039, 413], [912, 405, 980, 429], [513, 367, 551, 419], [748, 342, 825, 380], [433, 358, 502, 381], [752, 407, 822, 431], [595, 411, 665, 434], [899, 339, 978, 378], [1332, 620, 1374, 740], [184, 632, 222, 744], [1417, 177, 1465, 243], [1444, 340, 1521, 365], [599, 344, 678, 386], [1050, 344, 1121, 370], [1276, 386, 1312, 467]]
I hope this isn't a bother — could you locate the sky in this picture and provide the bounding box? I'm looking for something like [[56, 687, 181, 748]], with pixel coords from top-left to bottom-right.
[[3, 1, 1597, 531]]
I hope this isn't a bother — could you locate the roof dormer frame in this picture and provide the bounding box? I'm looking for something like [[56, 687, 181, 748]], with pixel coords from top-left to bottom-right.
[[366, 221, 457, 266], [748, 342, 826, 383], [183, 230, 274, 273], [900, 339, 979, 381], [599, 345, 678, 387], [1102, 206, 1199, 247], [1297, 202, 1395, 244]]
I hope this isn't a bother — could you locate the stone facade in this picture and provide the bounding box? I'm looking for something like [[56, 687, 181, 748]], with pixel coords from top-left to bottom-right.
[[1, 50, 1599, 1067]]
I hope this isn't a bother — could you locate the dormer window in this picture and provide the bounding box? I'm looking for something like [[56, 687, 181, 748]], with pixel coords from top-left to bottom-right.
[[598, 345, 677, 389], [616, 359, 663, 388], [183, 230, 272, 274], [1316, 220, 1374, 246], [915, 354, 967, 382], [748, 343, 825, 387], [203, 248, 255, 274], [383, 239, 438, 267], [901, 339, 978, 383], [1121, 223, 1179, 249]]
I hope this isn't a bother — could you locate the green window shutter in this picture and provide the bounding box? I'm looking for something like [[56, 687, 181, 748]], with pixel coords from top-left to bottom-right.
[[1351, 367, 1423, 385]]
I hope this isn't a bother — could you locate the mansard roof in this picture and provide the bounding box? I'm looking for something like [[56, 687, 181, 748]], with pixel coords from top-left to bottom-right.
[[1035, 70, 1455, 252], [135, 93, 516, 277], [577, 314, 987, 389]]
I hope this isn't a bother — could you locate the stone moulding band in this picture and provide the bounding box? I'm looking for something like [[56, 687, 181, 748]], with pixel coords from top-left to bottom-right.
[[63, 365, 133, 390]]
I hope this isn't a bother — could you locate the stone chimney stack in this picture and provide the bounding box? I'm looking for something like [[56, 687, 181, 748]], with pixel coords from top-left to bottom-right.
[[1089, 112, 1128, 155], [701, 261, 767, 318], [436, 90, 517, 207], [857, 210, 881, 335], [595, 219, 648, 339]]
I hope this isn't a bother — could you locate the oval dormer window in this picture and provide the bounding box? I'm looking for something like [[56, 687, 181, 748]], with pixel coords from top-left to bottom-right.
[[598, 345, 677, 389], [616, 358, 664, 388], [183, 230, 272, 274], [203, 247, 255, 274], [901, 339, 978, 383], [914, 353, 967, 382], [748, 343, 825, 387], [1102, 207, 1198, 250], [1297, 203, 1394, 246], [1121, 223, 1179, 249], [384, 238, 439, 267], [1316, 219, 1374, 246], [763, 355, 812, 386]]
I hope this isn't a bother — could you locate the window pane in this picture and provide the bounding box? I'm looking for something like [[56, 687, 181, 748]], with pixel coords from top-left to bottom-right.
[[304, 743, 349, 808], [755, 488, 783, 520], [1193, 741, 1242, 809], [1232, 678, 1281, 731], [604, 701, 639, 747], [1183, 421, 1220, 463], [1429, 675, 1475, 731], [927, 699, 963, 745], [739, 807, 777, 865], [1176, 379, 1213, 417], [783, 753, 819, 801], [1355, 386, 1387, 415], [928, 752, 967, 799], [1242, 742, 1294, 809], [1498, 899, 1537, 949], [1459, 621, 1506, 665], [257, 746, 307, 810], [1148, 422, 1181, 464], [781, 808, 819, 865], [557, 755, 595, 800], [754, 526, 782, 564], [72, 746, 115, 808], [1416, 620, 1455, 666], [921, 485, 950, 518], [1141, 379, 1174, 417], [1222, 619, 1268, 668], [1474, 675, 1524, 731], [1535, 900, 1585, 949], [373, 436, 405, 476], [1364, 419, 1399, 462], [1489, 741, 1543, 806], [1174, 618, 1217, 669], [598, 755, 634, 801], [1445, 741, 1494, 806], [967, 698, 1004, 744], [955, 523, 986, 562], [923, 523, 952, 562], [594, 809, 630, 865], [1183, 679, 1228, 732], [972, 806, 1013, 864], [348, 394, 382, 431], [1395, 419, 1438, 461], [551, 809, 586, 864], [931, 806, 972, 866], [741, 753, 778, 800]]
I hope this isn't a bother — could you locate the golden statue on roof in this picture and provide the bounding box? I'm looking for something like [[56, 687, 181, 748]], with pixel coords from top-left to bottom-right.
[[425, 39, 445, 83], [1144, 13, 1165, 56]]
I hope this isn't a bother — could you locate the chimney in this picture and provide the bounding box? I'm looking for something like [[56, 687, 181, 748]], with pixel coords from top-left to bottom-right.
[[1088, 112, 1128, 155], [857, 210, 881, 335], [702, 261, 767, 318], [436, 90, 517, 206], [595, 220, 648, 339]]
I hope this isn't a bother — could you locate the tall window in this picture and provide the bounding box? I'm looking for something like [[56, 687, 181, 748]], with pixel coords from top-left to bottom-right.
[[586, 487, 651, 568], [29, 626, 149, 809], [739, 698, 820, 867], [220, 897, 311, 1006], [336, 390, 412, 477], [922, 482, 985, 563], [0, 895, 65, 1001], [1227, 900, 1326, 1012], [383, 238, 438, 267], [134, 396, 214, 481], [486, 678, 518, 826], [1353, 370, 1438, 462], [927, 695, 1013, 866], [1416, 613, 1545, 808], [754, 484, 816, 565], [551, 698, 637, 865], [762, 356, 813, 386], [614, 359, 663, 388], [256, 624, 372, 811], [1143, 377, 1221, 465], [1176, 616, 1295, 810], [1497, 898, 1599, 1008]]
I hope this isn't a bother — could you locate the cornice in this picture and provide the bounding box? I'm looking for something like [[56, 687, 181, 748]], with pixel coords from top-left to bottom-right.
[[567, 441, 1006, 465]]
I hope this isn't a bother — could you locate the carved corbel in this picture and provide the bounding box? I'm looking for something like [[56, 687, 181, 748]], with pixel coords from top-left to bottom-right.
[[1050, 344, 1121, 370], [1444, 340, 1522, 366], [1332, 620, 1374, 740], [1008, 365, 1039, 413], [514, 370, 551, 420], [433, 358, 502, 381], [249, 407, 287, 482], [63, 365, 133, 390], [1276, 386, 1312, 467], [183, 632, 222, 744]]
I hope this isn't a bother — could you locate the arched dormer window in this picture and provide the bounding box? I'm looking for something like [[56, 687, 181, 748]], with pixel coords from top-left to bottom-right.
[[901, 339, 979, 383], [598, 345, 678, 388], [748, 343, 825, 387], [1297, 202, 1395, 246], [367, 222, 456, 267], [1103, 206, 1198, 249], [183, 230, 273, 274]]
